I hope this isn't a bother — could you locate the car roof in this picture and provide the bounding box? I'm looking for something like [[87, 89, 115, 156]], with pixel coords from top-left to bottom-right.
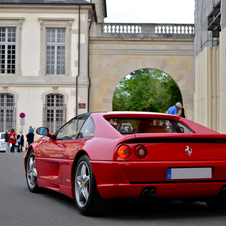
[[90, 111, 180, 119], [91, 111, 170, 115]]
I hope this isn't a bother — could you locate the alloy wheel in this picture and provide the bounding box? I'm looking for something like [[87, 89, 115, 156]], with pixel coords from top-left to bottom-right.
[[75, 161, 90, 208], [27, 153, 37, 189]]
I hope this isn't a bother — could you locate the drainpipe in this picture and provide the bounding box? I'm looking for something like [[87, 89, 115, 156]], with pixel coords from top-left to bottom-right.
[[75, 5, 81, 116], [87, 5, 95, 112]]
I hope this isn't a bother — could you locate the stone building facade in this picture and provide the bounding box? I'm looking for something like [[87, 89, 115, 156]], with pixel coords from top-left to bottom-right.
[[89, 23, 194, 119], [0, 0, 106, 136], [194, 0, 226, 133], [0, 0, 196, 140]]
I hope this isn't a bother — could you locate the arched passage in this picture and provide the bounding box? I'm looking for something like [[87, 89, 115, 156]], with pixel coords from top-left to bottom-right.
[[90, 51, 194, 120], [113, 69, 183, 114]]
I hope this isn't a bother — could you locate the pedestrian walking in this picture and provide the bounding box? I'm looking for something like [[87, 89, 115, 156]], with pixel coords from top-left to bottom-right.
[[8, 129, 17, 153], [17, 131, 24, 152], [26, 126, 34, 146], [4, 129, 10, 153]]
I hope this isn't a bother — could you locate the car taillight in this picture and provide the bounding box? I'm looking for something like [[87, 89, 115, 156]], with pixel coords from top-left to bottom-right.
[[117, 145, 132, 159], [135, 145, 148, 159]]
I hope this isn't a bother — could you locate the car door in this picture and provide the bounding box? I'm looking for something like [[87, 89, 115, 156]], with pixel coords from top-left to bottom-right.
[[36, 116, 88, 185], [61, 115, 91, 188], [36, 132, 70, 185]]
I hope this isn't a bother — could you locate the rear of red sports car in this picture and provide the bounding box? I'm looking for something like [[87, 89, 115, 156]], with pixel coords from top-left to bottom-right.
[[24, 111, 226, 216], [90, 112, 226, 206]]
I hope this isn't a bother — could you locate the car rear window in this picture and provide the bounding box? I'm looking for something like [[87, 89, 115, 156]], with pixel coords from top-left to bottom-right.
[[105, 118, 194, 134]]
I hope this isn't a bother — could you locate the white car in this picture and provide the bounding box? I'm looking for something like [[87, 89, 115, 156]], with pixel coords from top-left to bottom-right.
[[0, 132, 6, 152]]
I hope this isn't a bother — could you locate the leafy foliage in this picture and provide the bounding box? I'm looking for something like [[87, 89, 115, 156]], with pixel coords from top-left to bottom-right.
[[112, 69, 182, 113]]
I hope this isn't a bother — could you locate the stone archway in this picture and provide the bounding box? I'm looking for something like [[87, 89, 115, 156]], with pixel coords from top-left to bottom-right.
[[112, 68, 184, 112], [90, 55, 194, 120]]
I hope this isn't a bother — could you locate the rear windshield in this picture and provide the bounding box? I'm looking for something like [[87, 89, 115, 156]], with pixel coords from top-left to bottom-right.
[[105, 118, 194, 134]]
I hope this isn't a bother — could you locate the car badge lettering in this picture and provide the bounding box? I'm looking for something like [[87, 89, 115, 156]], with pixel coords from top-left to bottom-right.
[[185, 146, 192, 156]]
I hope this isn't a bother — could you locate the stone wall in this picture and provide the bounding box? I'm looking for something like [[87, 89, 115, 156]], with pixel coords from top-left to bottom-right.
[[90, 23, 195, 120]]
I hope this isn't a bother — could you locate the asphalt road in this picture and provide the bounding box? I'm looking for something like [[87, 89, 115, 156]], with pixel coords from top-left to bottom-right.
[[1, 152, 226, 226]]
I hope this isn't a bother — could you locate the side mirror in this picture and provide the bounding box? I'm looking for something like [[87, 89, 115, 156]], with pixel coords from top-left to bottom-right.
[[36, 127, 54, 139], [36, 127, 49, 135]]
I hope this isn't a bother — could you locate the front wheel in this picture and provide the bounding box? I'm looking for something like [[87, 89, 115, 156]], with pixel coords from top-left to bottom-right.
[[74, 155, 111, 215], [26, 150, 39, 192]]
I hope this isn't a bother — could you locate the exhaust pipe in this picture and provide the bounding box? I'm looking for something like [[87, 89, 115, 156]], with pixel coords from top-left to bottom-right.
[[141, 187, 156, 197], [149, 188, 156, 197], [142, 189, 151, 196]]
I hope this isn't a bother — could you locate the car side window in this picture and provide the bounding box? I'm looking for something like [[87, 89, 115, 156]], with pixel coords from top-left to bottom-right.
[[79, 116, 95, 139], [56, 116, 87, 140]]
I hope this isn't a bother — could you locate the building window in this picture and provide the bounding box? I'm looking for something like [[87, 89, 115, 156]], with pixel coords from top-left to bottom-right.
[[0, 94, 15, 132], [44, 94, 66, 133], [46, 28, 66, 76], [0, 28, 16, 75], [38, 17, 73, 77]]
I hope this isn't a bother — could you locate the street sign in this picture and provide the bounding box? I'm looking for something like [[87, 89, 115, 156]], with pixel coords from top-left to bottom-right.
[[19, 112, 26, 119], [78, 103, 86, 109], [20, 118, 25, 126]]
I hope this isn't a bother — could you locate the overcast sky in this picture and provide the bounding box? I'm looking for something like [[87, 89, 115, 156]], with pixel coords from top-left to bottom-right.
[[104, 0, 195, 24]]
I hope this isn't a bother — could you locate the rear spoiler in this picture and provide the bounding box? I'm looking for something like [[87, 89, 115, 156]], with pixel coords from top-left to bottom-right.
[[124, 133, 226, 144]]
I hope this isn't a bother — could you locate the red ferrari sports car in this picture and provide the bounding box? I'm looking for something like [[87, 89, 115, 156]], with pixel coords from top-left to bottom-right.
[[24, 111, 226, 215]]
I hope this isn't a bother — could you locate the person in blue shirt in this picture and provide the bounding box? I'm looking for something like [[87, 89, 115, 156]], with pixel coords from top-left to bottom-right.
[[26, 126, 34, 146], [29, 126, 34, 133], [166, 102, 183, 116]]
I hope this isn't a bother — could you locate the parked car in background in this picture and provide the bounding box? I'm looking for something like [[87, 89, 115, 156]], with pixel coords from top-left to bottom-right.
[[0, 132, 6, 152]]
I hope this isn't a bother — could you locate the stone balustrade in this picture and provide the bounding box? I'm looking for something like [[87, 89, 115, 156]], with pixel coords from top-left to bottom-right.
[[102, 24, 142, 33], [155, 24, 194, 34], [101, 23, 194, 35]]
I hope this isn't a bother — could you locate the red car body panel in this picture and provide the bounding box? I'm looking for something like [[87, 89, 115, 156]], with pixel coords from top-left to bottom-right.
[[91, 160, 226, 199], [24, 112, 226, 201]]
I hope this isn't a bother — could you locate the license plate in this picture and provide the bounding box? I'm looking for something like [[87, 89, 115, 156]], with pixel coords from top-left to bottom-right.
[[167, 167, 212, 179]]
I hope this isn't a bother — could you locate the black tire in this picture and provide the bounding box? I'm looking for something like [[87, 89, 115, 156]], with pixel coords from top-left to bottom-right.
[[74, 155, 111, 216], [26, 150, 39, 192]]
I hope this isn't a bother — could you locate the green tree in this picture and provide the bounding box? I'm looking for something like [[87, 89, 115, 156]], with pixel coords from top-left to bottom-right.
[[112, 69, 182, 113]]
